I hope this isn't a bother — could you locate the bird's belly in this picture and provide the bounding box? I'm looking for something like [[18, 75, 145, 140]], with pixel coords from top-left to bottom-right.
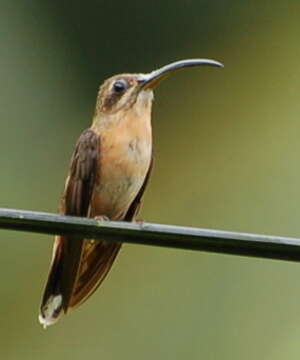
[[92, 138, 151, 220]]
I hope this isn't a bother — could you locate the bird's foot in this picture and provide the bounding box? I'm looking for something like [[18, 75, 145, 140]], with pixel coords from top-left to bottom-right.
[[92, 216, 111, 246], [134, 218, 144, 225], [94, 215, 110, 222]]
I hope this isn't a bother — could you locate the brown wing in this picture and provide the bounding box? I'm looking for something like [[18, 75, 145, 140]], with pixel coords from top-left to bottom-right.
[[124, 157, 153, 221], [39, 129, 99, 325], [63, 128, 99, 217], [68, 157, 153, 309]]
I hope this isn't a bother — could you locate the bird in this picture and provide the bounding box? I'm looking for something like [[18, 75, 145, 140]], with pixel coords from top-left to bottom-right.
[[39, 58, 223, 328]]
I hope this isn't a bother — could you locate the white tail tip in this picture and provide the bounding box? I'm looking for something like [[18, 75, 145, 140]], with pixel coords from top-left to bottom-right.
[[39, 294, 63, 328]]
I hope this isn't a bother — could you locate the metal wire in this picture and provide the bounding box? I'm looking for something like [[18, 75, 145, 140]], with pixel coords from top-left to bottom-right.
[[0, 207, 300, 262]]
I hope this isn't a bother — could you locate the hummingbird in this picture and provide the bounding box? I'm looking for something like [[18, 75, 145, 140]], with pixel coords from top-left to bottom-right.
[[39, 58, 223, 327]]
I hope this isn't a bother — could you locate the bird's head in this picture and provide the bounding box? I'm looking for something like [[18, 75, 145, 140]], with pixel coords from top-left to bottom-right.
[[93, 59, 223, 125]]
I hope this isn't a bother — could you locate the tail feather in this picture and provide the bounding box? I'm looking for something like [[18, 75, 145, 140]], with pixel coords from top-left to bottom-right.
[[70, 240, 121, 308], [39, 294, 63, 328], [39, 235, 121, 328]]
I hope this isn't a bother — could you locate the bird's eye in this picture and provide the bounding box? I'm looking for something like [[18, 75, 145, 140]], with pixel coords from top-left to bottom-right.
[[113, 79, 128, 93]]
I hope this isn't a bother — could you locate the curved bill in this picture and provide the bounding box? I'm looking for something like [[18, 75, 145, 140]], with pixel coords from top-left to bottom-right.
[[138, 58, 224, 89]]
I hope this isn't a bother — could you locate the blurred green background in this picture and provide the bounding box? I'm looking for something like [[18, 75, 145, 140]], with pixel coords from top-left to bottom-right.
[[1, 1, 300, 359]]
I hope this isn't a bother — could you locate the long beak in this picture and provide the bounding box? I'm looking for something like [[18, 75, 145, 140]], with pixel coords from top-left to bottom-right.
[[138, 58, 224, 89]]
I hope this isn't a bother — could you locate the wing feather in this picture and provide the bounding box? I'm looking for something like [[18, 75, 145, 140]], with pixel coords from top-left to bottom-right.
[[39, 129, 99, 325]]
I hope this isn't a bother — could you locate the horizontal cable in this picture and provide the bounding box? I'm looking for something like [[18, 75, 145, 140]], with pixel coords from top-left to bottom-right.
[[0, 208, 299, 262]]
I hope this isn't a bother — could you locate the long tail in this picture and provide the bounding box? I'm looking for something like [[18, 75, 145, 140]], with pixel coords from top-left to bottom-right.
[[39, 235, 121, 328]]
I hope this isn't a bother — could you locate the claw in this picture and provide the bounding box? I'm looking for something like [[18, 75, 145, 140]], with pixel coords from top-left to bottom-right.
[[94, 215, 110, 221]]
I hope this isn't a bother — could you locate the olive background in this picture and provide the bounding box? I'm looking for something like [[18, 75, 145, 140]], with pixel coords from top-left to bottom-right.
[[1, 1, 300, 359]]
